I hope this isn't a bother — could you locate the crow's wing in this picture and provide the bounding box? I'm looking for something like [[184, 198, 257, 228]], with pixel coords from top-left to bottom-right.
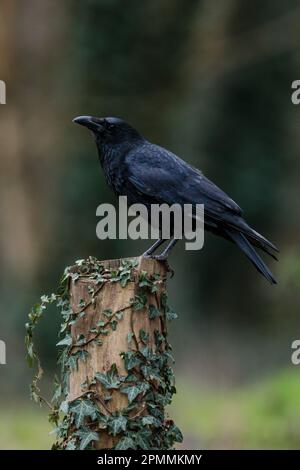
[[126, 143, 242, 218]]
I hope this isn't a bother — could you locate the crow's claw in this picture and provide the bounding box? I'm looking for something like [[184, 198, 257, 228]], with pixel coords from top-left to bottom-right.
[[142, 254, 174, 277], [151, 254, 168, 261]]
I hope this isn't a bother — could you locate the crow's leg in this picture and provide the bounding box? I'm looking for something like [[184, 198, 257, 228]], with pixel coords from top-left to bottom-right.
[[142, 238, 165, 257], [152, 238, 178, 260]]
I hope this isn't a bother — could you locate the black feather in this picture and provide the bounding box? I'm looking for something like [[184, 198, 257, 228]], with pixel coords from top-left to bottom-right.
[[225, 228, 277, 285]]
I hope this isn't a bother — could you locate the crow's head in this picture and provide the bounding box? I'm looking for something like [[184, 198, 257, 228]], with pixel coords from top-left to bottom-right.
[[73, 116, 142, 146]]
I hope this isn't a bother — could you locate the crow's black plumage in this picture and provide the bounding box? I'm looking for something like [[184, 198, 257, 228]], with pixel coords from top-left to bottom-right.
[[73, 115, 278, 284]]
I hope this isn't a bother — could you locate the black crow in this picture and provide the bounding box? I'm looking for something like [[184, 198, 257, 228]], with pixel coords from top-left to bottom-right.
[[73, 116, 278, 284]]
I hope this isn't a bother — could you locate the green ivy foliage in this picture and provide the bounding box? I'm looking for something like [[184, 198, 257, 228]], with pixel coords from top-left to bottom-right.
[[26, 257, 182, 450]]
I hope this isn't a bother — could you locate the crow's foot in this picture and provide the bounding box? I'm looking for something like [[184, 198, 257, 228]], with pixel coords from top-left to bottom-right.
[[141, 253, 174, 277], [151, 254, 168, 261]]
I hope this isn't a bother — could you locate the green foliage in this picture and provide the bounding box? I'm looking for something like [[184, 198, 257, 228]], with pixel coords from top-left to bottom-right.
[[26, 257, 182, 450], [148, 304, 161, 319], [172, 370, 300, 449], [115, 436, 135, 450], [94, 364, 120, 390], [121, 385, 141, 403], [108, 415, 127, 436], [75, 428, 99, 450]]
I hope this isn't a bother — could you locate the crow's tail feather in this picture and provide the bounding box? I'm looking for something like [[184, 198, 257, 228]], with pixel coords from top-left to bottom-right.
[[225, 228, 277, 285], [246, 235, 278, 261], [232, 219, 279, 257], [246, 227, 279, 253]]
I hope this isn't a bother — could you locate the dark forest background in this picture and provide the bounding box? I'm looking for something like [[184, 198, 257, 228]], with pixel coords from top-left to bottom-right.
[[1, 0, 300, 449]]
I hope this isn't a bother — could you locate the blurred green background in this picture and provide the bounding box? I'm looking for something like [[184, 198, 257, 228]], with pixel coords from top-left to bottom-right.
[[1, 0, 300, 449]]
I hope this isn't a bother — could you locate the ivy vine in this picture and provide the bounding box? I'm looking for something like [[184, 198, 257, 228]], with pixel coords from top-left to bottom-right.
[[25, 257, 182, 450]]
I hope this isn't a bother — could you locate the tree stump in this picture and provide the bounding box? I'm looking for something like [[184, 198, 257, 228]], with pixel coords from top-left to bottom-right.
[[68, 256, 171, 449]]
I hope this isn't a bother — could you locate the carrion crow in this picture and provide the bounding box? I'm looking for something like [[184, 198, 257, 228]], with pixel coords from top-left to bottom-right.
[[73, 115, 278, 284]]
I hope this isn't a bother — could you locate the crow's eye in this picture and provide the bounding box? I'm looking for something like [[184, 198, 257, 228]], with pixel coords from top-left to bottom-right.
[[108, 123, 115, 131]]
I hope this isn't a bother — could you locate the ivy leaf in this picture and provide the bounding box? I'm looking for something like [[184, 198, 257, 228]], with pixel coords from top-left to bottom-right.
[[138, 271, 152, 288], [166, 306, 178, 321], [94, 273, 104, 284], [78, 298, 86, 309], [26, 341, 34, 368], [121, 385, 141, 403], [75, 428, 99, 450], [67, 350, 89, 371], [138, 382, 150, 394], [124, 373, 138, 383], [59, 400, 69, 414], [141, 415, 161, 427], [154, 331, 165, 347], [99, 328, 109, 336], [135, 429, 152, 449], [131, 294, 147, 311], [139, 328, 149, 344], [108, 415, 127, 436], [115, 436, 136, 450], [140, 365, 155, 383], [160, 291, 167, 309], [127, 332, 134, 343], [110, 320, 118, 331], [51, 378, 62, 404], [75, 259, 85, 267], [75, 333, 87, 346], [94, 364, 120, 389], [65, 439, 76, 450], [70, 399, 98, 428], [103, 308, 113, 318], [140, 346, 150, 358], [123, 351, 142, 371], [148, 304, 161, 319], [89, 327, 98, 334], [120, 272, 131, 287], [56, 334, 72, 347], [167, 423, 183, 443]]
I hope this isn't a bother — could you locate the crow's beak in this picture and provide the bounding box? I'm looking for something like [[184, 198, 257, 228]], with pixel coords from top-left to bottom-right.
[[73, 115, 104, 132]]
